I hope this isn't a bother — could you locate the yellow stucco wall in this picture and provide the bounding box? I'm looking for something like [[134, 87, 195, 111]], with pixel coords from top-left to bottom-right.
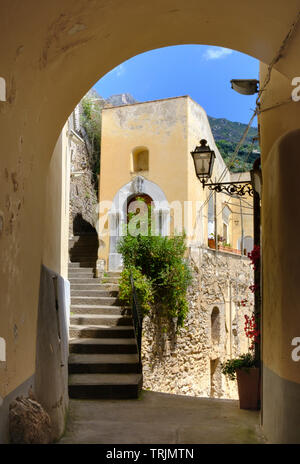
[[99, 96, 253, 267], [43, 123, 70, 279], [259, 65, 300, 385], [98, 97, 189, 265]]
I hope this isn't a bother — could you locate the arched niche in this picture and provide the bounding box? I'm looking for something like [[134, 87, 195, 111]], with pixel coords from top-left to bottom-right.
[[211, 307, 221, 345], [131, 147, 149, 172]]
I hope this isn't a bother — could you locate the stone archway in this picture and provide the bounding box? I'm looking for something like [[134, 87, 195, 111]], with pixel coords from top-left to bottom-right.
[[1, 0, 300, 444]]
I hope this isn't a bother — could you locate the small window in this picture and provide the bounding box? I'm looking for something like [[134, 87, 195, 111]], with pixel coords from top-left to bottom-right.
[[131, 147, 149, 172]]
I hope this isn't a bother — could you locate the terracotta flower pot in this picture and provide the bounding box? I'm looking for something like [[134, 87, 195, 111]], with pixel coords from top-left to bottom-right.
[[208, 238, 216, 249], [236, 367, 260, 410]]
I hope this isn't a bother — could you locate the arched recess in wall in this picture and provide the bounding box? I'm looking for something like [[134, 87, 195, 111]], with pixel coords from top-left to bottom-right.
[[131, 146, 149, 172], [107, 176, 170, 270], [211, 307, 221, 345]]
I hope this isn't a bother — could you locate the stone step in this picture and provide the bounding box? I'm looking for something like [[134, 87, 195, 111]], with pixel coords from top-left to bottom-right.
[[69, 338, 138, 354], [69, 325, 135, 339], [70, 314, 132, 327], [70, 283, 119, 291], [69, 277, 102, 284], [71, 290, 119, 297], [71, 296, 120, 306], [106, 271, 122, 277], [102, 277, 120, 284], [70, 304, 128, 316], [68, 353, 140, 374], [68, 373, 142, 399], [68, 267, 94, 273], [68, 262, 95, 268], [69, 255, 98, 261], [69, 271, 95, 278], [69, 251, 98, 257]]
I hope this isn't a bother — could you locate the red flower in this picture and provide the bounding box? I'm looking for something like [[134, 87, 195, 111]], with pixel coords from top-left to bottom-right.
[[244, 313, 260, 350], [248, 245, 260, 270]]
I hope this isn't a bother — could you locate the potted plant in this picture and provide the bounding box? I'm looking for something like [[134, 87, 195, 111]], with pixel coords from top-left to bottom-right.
[[208, 234, 216, 249], [221, 352, 260, 410]]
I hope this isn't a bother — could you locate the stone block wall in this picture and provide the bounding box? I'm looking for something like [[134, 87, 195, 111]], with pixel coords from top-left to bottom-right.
[[69, 134, 98, 236], [142, 246, 254, 399]]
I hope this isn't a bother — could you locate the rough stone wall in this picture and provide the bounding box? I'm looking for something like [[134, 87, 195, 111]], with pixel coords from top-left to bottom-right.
[[69, 134, 98, 236], [142, 246, 254, 399]]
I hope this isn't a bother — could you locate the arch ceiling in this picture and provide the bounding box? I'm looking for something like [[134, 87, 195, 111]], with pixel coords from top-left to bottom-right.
[[1, 0, 300, 154]]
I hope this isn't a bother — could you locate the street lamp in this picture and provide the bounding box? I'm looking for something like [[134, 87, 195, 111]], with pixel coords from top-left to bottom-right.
[[230, 79, 259, 95], [190, 139, 215, 184], [190, 139, 253, 196]]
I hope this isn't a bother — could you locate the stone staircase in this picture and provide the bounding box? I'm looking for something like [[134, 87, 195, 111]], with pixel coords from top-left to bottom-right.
[[68, 234, 142, 399]]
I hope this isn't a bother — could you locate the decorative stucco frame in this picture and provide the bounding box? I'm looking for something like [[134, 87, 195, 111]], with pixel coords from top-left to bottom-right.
[[108, 176, 170, 270]]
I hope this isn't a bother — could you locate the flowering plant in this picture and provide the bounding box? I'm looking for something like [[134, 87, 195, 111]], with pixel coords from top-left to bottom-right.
[[248, 245, 260, 270], [244, 313, 260, 350]]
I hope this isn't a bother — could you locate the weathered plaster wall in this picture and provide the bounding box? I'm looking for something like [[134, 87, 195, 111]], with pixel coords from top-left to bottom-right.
[[98, 96, 251, 267], [262, 129, 300, 443], [43, 124, 70, 279], [35, 265, 69, 442], [142, 247, 254, 399], [258, 65, 300, 443], [259, 64, 300, 161], [187, 99, 253, 250], [98, 97, 189, 265]]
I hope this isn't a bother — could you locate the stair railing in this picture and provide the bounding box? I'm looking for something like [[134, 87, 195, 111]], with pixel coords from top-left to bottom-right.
[[130, 272, 143, 367]]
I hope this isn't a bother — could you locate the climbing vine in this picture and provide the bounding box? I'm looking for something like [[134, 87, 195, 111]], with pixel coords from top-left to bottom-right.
[[80, 95, 104, 193]]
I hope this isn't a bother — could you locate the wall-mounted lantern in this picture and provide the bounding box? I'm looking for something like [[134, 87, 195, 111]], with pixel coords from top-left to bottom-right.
[[190, 139, 253, 196], [230, 79, 259, 95], [190, 139, 215, 185]]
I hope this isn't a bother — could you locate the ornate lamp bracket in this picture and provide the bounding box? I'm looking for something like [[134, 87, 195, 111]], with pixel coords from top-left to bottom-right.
[[203, 180, 253, 197]]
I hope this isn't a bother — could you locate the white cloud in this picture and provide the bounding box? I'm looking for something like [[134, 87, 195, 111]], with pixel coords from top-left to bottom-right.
[[203, 47, 233, 60], [109, 63, 126, 77]]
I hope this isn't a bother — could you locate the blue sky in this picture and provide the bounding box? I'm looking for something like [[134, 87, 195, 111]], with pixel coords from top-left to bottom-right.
[[93, 45, 259, 125]]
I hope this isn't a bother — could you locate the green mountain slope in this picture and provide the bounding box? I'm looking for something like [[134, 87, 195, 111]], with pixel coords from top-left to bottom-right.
[[208, 116, 259, 173]]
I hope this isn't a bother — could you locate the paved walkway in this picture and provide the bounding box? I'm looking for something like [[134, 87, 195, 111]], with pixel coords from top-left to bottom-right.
[[59, 390, 265, 444]]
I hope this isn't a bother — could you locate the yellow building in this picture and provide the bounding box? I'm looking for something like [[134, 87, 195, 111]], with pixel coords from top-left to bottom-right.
[[98, 96, 254, 271]]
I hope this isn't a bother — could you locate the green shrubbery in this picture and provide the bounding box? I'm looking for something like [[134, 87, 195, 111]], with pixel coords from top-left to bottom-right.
[[81, 95, 103, 192], [117, 199, 192, 328], [118, 266, 154, 315], [220, 353, 257, 380]]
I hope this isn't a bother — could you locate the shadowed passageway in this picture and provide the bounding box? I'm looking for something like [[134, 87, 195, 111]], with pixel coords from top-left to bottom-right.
[[59, 391, 265, 444]]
